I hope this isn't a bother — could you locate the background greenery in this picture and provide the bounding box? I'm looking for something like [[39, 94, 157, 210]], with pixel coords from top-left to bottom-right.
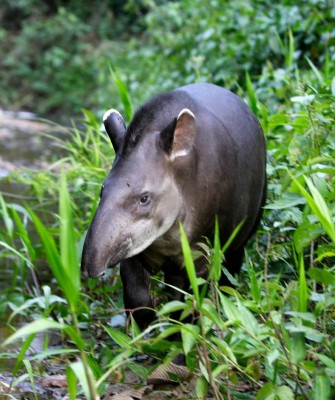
[[0, 0, 334, 399]]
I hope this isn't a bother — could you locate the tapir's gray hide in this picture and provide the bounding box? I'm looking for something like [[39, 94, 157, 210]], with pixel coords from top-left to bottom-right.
[[81, 83, 266, 328]]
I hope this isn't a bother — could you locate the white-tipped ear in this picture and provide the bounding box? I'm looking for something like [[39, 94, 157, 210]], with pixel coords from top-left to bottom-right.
[[103, 109, 126, 152], [170, 108, 196, 161]]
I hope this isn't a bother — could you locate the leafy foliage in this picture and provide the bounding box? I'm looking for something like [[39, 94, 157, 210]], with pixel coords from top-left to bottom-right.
[[0, 1, 335, 399]]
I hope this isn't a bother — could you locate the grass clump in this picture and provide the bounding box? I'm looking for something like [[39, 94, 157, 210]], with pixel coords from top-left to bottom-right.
[[0, 2, 335, 398]]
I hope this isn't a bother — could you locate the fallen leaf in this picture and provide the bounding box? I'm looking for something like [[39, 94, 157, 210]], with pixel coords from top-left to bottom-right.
[[147, 363, 192, 385], [42, 374, 68, 388]]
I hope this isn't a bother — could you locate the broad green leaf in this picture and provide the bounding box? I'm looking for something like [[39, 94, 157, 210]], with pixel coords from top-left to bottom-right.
[[314, 354, 335, 370], [196, 376, 209, 398], [67, 361, 93, 400], [200, 300, 225, 329], [275, 385, 295, 400], [256, 383, 294, 400], [291, 94, 315, 105], [308, 268, 335, 286], [236, 297, 260, 336], [66, 364, 78, 400], [211, 337, 237, 365], [218, 292, 241, 325], [256, 382, 275, 399], [130, 315, 141, 339], [293, 222, 323, 253], [285, 311, 316, 324], [103, 326, 132, 349], [181, 323, 200, 355], [285, 325, 326, 343], [289, 332, 306, 364], [2, 319, 65, 346], [267, 349, 280, 366], [313, 372, 331, 400], [157, 300, 186, 316], [264, 194, 305, 210]]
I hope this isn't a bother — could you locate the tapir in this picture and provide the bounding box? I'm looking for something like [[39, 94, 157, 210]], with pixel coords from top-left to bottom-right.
[[81, 83, 266, 329]]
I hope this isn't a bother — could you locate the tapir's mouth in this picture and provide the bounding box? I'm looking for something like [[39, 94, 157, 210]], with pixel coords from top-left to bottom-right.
[[81, 237, 133, 279], [104, 237, 133, 269]]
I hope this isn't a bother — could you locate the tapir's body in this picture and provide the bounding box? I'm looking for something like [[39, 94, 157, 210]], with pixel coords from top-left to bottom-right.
[[81, 83, 266, 328]]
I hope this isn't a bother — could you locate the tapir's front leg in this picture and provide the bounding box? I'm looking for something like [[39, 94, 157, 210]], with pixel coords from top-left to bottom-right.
[[120, 258, 156, 329]]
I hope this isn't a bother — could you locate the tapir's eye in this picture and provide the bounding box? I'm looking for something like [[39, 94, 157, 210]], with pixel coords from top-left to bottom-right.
[[99, 185, 104, 199], [139, 194, 150, 206]]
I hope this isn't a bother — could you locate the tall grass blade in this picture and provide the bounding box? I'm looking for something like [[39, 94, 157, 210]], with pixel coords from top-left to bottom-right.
[[210, 218, 221, 282], [247, 258, 261, 303], [221, 219, 244, 254], [179, 223, 200, 305], [298, 252, 307, 313], [67, 361, 93, 400], [23, 360, 38, 400], [59, 172, 80, 298], [306, 56, 324, 86], [10, 206, 36, 261], [2, 319, 65, 347], [0, 194, 14, 238], [66, 365, 78, 400], [109, 66, 133, 121], [290, 173, 335, 243], [0, 241, 33, 268], [29, 207, 78, 308], [245, 71, 258, 115], [287, 30, 294, 69]]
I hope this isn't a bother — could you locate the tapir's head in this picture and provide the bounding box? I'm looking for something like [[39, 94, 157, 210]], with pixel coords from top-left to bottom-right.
[[81, 104, 196, 278]]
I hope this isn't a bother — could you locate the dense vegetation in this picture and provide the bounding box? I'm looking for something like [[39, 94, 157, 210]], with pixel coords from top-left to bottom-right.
[[0, 1, 334, 399]]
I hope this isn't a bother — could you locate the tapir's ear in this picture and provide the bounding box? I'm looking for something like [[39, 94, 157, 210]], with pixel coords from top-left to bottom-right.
[[160, 108, 196, 160], [103, 109, 126, 152]]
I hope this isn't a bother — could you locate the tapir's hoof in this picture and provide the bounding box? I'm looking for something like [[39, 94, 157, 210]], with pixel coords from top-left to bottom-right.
[[147, 362, 192, 385]]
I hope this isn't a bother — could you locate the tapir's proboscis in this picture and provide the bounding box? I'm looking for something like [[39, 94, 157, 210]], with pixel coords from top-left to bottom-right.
[[81, 83, 266, 331]]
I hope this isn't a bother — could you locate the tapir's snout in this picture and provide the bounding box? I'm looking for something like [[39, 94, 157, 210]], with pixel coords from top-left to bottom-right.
[[81, 266, 105, 279], [81, 235, 133, 279]]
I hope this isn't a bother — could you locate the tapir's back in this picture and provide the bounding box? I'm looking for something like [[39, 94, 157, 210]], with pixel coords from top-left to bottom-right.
[[173, 83, 266, 248], [178, 83, 264, 149]]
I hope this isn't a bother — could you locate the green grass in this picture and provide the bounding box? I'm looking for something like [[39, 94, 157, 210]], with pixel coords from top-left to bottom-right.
[[0, 9, 335, 398]]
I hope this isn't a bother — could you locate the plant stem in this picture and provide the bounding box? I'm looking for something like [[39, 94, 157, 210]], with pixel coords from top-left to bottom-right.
[[198, 312, 224, 400], [72, 311, 100, 400]]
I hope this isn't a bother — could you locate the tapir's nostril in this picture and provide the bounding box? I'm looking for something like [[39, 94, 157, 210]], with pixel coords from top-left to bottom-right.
[[88, 269, 106, 279], [81, 267, 106, 279]]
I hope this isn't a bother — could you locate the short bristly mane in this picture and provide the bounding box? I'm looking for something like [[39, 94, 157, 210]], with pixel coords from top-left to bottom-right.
[[121, 90, 195, 157]]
